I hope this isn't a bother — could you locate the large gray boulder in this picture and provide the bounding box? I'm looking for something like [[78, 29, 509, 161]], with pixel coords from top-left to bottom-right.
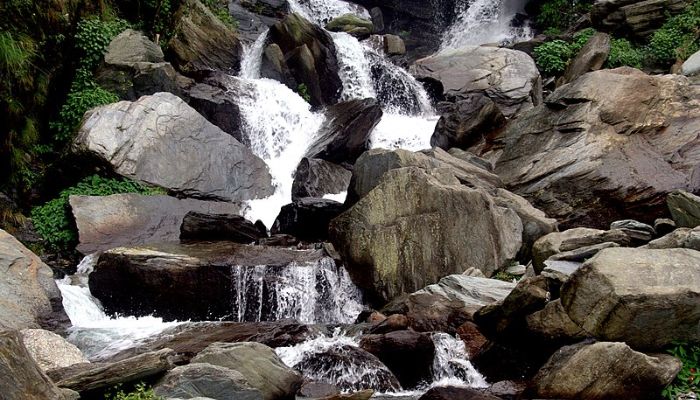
[[192, 342, 302, 400], [330, 167, 523, 304], [155, 363, 262, 400], [292, 158, 351, 200], [69, 194, 242, 254], [0, 330, 67, 400], [410, 46, 542, 118], [591, 0, 690, 38], [533, 341, 681, 399], [0, 230, 68, 331], [73, 92, 273, 202], [490, 68, 700, 229], [21, 329, 88, 371], [404, 275, 516, 332], [561, 247, 700, 350]]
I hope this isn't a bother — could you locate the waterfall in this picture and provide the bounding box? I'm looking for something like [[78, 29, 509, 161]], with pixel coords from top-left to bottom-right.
[[431, 333, 488, 388], [288, 0, 370, 25], [230, 257, 363, 324], [332, 32, 377, 101], [240, 28, 269, 79], [440, 0, 532, 49]]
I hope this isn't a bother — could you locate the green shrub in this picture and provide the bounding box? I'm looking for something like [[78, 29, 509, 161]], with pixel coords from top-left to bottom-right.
[[51, 83, 119, 144], [535, 0, 593, 33], [647, 1, 700, 66], [297, 83, 311, 103], [106, 383, 163, 400], [31, 175, 164, 252], [607, 38, 644, 68], [201, 0, 238, 29], [570, 28, 596, 53], [534, 39, 573, 75], [74, 17, 130, 71], [662, 342, 699, 400]]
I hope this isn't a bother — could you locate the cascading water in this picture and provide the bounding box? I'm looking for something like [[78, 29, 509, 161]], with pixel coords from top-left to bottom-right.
[[288, 0, 370, 25], [440, 0, 533, 49], [431, 333, 488, 388], [332, 31, 377, 101], [231, 257, 363, 324]]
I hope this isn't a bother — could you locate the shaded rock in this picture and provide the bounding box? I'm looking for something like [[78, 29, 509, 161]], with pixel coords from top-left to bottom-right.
[[456, 322, 489, 357], [405, 275, 516, 333], [490, 68, 700, 229], [560, 32, 611, 85], [431, 94, 506, 151], [96, 61, 192, 101], [561, 247, 700, 350], [359, 330, 435, 387], [70, 194, 241, 254], [305, 99, 383, 164], [533, 341, 681, 399], [411, 46, 542, 118], [0, 230, 68, 331], [548, 242, 621, 263], [383, 34, 406, 55], [472, 341, 547, 382], [257, 234, 300, 247], [525, 300, 587, 344], [644, 226, 700, 251], [0, 330, 66, 400], [418, 386, 502, 400], [271, 198, 346, 242], [73, 92, 273, 202], [486, 380, 526, 400], [154, 363, 262, 400], [591, 0, 690, 38], [654, 218, 677, 236], [21, 329, 87, 371], [368, 314, 409, 334], [88, 242, 328, 321], [180, 211, 266, 243], [169, 0, 243, 76], [53, 348, 176, 394], [186, 77, 245, 141], [266, 13, 342, 107], [330, 167, 522, 304], [532, 228, 631, 273], [192, 342, 302, 400], [540, 260, 584, 285], [668, 190, 700, 228], [292, 158, 351, 201], [610, 219, 656, 243]]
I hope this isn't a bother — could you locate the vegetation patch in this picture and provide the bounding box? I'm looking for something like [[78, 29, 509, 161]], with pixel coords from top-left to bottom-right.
[[662, 342, 699, 400], [106, 382, 163, 400]]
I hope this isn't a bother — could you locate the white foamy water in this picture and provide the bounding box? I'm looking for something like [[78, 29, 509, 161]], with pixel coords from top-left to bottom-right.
[[231, 257, 363, 324], [240, 28, 269, 79], [323, 190, 347, 203], [431, 333, 488, 388], [370, 113, 439, 151], [288, 0, 370, 25], [332, 32, 376, 101], [440, 0, 532, 49]]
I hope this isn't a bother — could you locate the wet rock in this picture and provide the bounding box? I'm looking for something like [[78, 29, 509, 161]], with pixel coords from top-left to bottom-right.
[[561, 247, 700, 350], [0, 330, 66, 400], [0, 230, 69, 331], [305, 99, 383, 164], [490, 68, 700, 229], [591, 0, 689, 38], [560, 32, 610, 85], [532, 228, 631, 273], [88, 242, 328, 321], [192, 342, 302, 400], [185, 77, 245, 141], [359, 330, 435, 387], [383, 34, 406, 55], [431, 94, 506, 151], [180, 211, 266, 243], [257, 234, 300, 247], [169, 0, 244, 76], [73, 92, 273, 202], [404, 275, 516, 333], [154, 363, 262, 400], [325, 14, 374, 38], [21, 329, 87, 371], [266, 12, 342, 107], [533, 341, 681, 399], [368, 314, 408, 334], [330, 167, 523, 304], [292, 158, 351, 201], [271, 198, 346, 241], [69, 194, 242, 254], [418, 386, 502, 400], [667, 190, 700, 228], [411, 46, 542, 118]]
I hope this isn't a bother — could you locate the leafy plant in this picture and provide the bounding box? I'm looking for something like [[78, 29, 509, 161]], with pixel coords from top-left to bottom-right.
[[297, 83, 311, 103], [106, 382, 163, 400], [534, 39, 573, 75], [607, 38, 644, 68], [647, 2, 700, 66], [74, 17, 130, 71], [570, 28, 596, 53], [493, 271, 520, 282], [51, 83, 119, 144], [31, 175, 164, 252], [202, 0, 238, 29], [535, 0, 593, 33], [662, 342, 699, 400]]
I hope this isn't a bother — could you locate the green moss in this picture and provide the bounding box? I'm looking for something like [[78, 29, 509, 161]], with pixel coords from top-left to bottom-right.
[[606, 38, 644, 68], [534, 39, 574, 75], [647, 1, 700, 66]]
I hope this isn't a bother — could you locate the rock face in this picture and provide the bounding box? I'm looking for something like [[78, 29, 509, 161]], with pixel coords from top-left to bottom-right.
[[533, 341, 681, 400], [411, 46, 542, 118], [404, 275, 516, 332], [0, 230, 68, 331], [192, 342, 302, 400], [169, 0, 243, 76], [359, 330, 435, 387], [180, 211, 266, 243], [271, 198, 346, 241], [561, 32, 611, 85], [591, 0, 690, 38], [292, 158, 351, 200], [21, 329, 87, 371], [490, 68, 700, 229], [305, 99, 383, 164], [431, 95, 507, 150], [561, 247, 700, 350], [667, 190, 700, 228], [0, 330, 66, 400], [155, 363, 262, 400], [70, 194, 242, 254], [330, 167, 523, 304], [88, 242, 328, 321], [266, 13, 343, 107], [73, 92, 273, 202]]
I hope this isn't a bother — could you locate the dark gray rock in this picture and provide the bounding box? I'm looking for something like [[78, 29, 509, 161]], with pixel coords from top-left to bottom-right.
[[359, 330, 435, 388], [181, 211, 266, 243], [154, 363, 263, 400], [560, 32, 610, 84], [591, 0, 690, 38], [431, 95, 506, 150], [292, 158, 351, 201], [418, 386, 501, 400], [271, 198, 346, 241]]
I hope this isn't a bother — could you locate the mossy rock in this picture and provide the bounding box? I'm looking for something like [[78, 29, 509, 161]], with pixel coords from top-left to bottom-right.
[[325, 13, 374, 33]]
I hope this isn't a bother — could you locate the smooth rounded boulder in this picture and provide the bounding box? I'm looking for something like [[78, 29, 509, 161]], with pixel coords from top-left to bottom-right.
[[155, 363, 262, 400]]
